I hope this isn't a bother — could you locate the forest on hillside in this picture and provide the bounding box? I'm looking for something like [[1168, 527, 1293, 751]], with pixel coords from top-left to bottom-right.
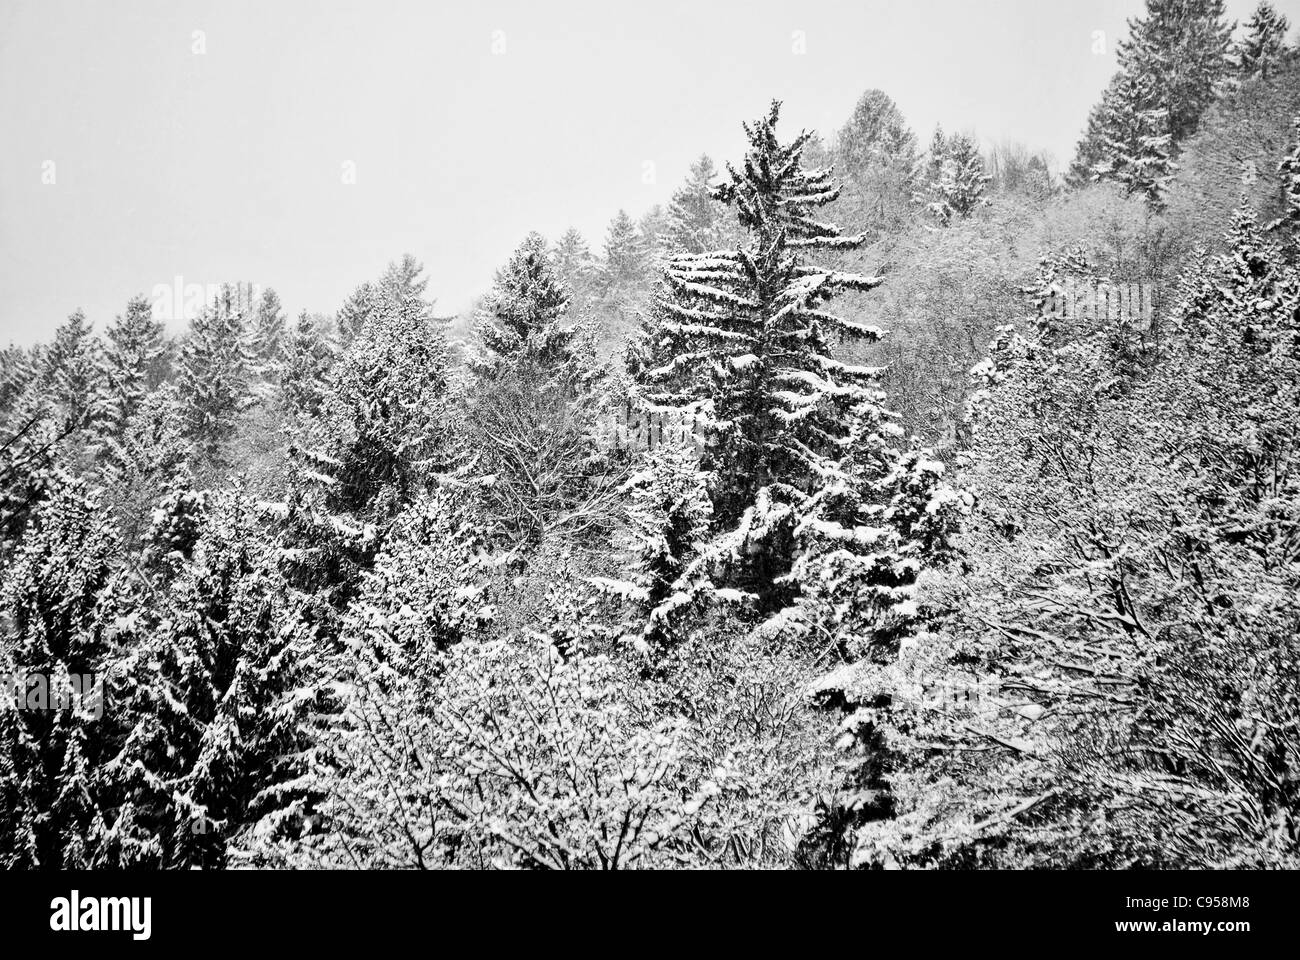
[[2, 0, 1300, 870]]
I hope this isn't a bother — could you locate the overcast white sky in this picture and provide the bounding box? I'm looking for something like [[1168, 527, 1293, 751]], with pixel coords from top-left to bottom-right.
[[1, 0, 1295, 344]]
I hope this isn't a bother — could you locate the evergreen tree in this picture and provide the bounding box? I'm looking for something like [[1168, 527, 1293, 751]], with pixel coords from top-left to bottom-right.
[[1237, 1, 1292, 80], [44, 309, 102, 438], [638, 203, 671, 277], [336, 254, 438, 346], [275, 286, 452, 613], [141, 476, 208, 578], [835, 89, 920, 229], [103, 385, 193, 551], [113, 488, 321, 867], [1116, 0, 1234, 143], [592, 443, 713, 649], [918, 127, 947, 192], [551, 227, 597, 313], [662, 155, 735, 255], [248, 287, 287, 376], [475, 232, 573, 366], [1094, 71, 1176, 206], [336, 282, 379, 346], [177, 296, 253, 465], [634, 100, 892, 614], [1067, 80, 1122, 187], [100, 295, 164, 443], [599, 209, 648, 295], [322, 298, 451, 518], [279, 311, 336, 420], [0, 344, 35, 421], [837, 89, 917, 176], [465, 242, 613, 547], [377, 253, 436, 325], [915, 128, 991, 224], [0, 478, 128, 867], [1269, 114, 1300, 254], [1070, 0, 1235, 183]]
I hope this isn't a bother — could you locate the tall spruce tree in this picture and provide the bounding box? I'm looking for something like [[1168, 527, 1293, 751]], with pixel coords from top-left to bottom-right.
[[0, 345, 34, 421], [177, 296, 252, 465], [552, 227, 598, 315], [662, 155, 735, 255], [336, 282, 379, 346], [1095, 71, 1176, 206], [279, 311, 336, 420], [248, 288, 287, 377], [276, 274, 451, 614], [1271, 114, 1300, 255], [1237, 1, 1292, 80], [599, 209, 648, 295], [113, 488, 321, 867], [914, 128, 991, 224], [837, 89, 917, 177], [1068, 77, 1123, 186], [0, 478, 127, 867], [377, 253, 436, 325], [336, 254, 437, 346], [44, 309, 102, 439], [1118, 0, 1234, 143], [475, 232, 574, 367], [835, 89, 920, 229], [633, 100, 893, 612], [103, 384, 192, 551], [100, 295, 164, 442], [1071, 0, 1234, 182]]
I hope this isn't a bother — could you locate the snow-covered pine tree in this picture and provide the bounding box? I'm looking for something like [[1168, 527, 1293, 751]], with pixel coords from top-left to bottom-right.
[[634, 99, 891, 613], [0, 477, 128, 867], [141, 475, 208, 578], [1068, 78, 1123, 187], [377, 253, 436, 325], [768, 414, 968, 657], [248, 287, 287, 380], [1116, 0, 1234, 143], [835, 89, 920, 230], [662, 155, 735, 256], [1094, 70, 1176, 206], [915, 128, 991, 225], [279, 310, 336, 419], [552, 227, 598, 315], [638, 204, 671, 278], [591, 442, 714, 649], [1269, 114, 1300, 255], [103, 384, 193, 552], [942, 132, 992, 219], [1237, 0, 1292, 81], [177, 295, 253, 466], [99, 295, 164, 446], [336, 254, 439, 346], [837, 89, 918, 178], [0, 399, 57, 553], [599, 209, 649, 296], [112, 487, 322, 868], [0, 344, 35, 421], [1070, 1, 1234, 189], [474, 232, 574, 368], [918, 126, 948, 197], [19, 309, 107, 482], [336, 282, 379, 346], [44, 309, 103, 442], [274, 266, 452, 614]]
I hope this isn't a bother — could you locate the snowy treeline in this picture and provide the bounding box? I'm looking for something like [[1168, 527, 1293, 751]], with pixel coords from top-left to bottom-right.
[[2, 0, 1299, 870]]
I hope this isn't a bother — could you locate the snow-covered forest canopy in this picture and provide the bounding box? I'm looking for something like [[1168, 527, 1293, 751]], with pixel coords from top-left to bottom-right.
[[3, 0, 1300, 870]]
